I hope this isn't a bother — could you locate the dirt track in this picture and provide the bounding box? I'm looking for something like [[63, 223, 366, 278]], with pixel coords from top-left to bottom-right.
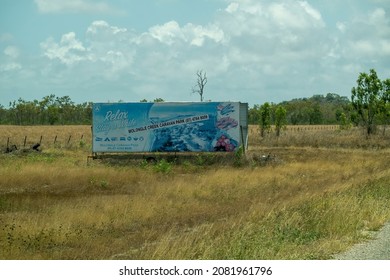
[[335, 222, 390, 260]]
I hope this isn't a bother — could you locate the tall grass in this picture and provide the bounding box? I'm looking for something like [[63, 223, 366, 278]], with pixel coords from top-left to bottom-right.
[[249, 125, 390, 149], [0, 125, 91, 151], [1, 126, 390, 259]]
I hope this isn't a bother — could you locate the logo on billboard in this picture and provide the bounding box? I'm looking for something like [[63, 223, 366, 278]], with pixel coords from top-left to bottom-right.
[[95, 136, 144, 142]]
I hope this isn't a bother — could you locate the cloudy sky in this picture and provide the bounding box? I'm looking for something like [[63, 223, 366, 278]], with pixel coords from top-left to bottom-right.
[[1, 0, 389, 107]]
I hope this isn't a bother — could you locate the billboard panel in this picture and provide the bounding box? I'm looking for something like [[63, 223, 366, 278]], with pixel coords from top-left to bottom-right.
[[92, 102, 245, 153]]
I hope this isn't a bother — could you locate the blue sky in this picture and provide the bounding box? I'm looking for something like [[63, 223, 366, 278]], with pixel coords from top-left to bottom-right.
[[1, 0, 389, 107]]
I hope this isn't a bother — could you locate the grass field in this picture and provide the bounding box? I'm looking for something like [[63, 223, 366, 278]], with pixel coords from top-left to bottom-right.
[[1, 125, 390, 259]]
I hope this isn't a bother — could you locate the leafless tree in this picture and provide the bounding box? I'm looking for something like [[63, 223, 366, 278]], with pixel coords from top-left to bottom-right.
[[192, 70, 207, 102]]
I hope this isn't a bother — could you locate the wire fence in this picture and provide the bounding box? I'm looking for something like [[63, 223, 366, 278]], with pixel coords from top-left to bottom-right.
[[3, 134, 89, 152], [249, 125, 340, 136], [0, 125, 92, 152]]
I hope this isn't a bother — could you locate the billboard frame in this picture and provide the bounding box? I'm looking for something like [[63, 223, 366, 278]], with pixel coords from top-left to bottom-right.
[[91, 101, 248, 158]]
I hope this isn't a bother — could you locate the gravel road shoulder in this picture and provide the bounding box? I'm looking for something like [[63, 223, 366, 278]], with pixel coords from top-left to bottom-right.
[[334, 222, 390, 260]]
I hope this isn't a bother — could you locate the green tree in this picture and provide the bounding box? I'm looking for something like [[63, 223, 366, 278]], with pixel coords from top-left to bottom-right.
[[351, 69, 383, 135], [259, 102, 271, 137], [0, 95, 92, 125], [248, 105, 260, 124], [339, 112, 351, 130], [308, 103, 323, 124], [0, 105, 7, 124], [56, 95, 74, 124], [379, 78, 390, 134], [39, 94, 56, 124], [274, 105, 287, 137]]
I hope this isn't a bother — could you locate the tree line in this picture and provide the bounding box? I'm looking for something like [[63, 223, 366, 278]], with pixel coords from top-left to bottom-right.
[[0, 94, 92, 125], [1, 93, 349, 127], [250, 69, 390, 136], [1, 69, 388, 136], [248, 93, 351, 126]]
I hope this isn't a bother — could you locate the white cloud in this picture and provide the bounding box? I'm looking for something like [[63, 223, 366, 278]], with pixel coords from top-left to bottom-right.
[[4, 46, 20, 58], [38, 18, 227, 88], [368, 8, 386, 23], [0, 62, 22, 72], [85, 21, 136, 77], [147, 21, 225, 47], [87, 20, 128, 37], [336, 22, 346, 33], [148, 21, 184, 45], [217, 0, 329, 70], [271, 1, 324, 29], [1, 46, 22, 73], [219, 0, 324, 36], [34, 0, 124, 15], [225, 2, 239, 14], [19, 0, 389, 106], [41, 26, 132, 67], [35, 1, 332, 103], [299, 1, 323, 22], [40, 21, 138, 82], [186, 23, 225, 46], [339, 8, 390, 61], [86, 20, 133, 60], [41, 32, 86, 65]]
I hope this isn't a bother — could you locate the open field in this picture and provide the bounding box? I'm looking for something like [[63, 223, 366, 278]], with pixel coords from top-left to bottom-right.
[[1, 124, 389, 150], [249, 125, 390, 149], [1, 125, 390, 259], [0, 125, 91, 151]]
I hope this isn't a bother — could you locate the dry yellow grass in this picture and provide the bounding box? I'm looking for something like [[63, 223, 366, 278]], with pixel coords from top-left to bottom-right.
[[1, 125, 390, 259], [248, 124, 390, 149], [0, 125, 91, 150]]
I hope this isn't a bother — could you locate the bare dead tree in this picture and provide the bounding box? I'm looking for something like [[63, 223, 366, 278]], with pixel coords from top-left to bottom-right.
[[192, 70, 207, 102]]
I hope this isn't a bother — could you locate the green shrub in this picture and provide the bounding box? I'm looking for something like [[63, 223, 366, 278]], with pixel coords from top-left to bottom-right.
[[153, 159, 172, 174]]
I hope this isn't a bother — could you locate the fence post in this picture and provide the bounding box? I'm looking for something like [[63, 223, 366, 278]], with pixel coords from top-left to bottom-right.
[[24, 136, 27, 147], [39, 135, 43, 144], [54, 135, 57, 144], [68, 135, 72, 144]]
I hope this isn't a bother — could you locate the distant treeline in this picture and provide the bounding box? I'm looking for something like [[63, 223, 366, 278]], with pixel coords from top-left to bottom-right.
[[0, 95, 92, 125], [0, 93, 353, 125], [0, 93, 353, 126], [248, 93, 353, 125]]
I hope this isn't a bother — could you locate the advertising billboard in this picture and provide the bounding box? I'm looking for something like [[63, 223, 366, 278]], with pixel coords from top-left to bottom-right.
[[92, 102, 247, 153]]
